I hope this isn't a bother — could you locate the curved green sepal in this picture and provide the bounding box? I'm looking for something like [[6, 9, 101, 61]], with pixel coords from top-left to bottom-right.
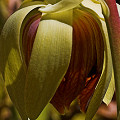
[[88, 0, 110, 18], [45, 0, 61, 4], [81, 0, 104, 19], [0, 5, 42, 120], [98, 0, 110, 18], [39, 0, 83, 13], [36, 104, 51, 120], [91, 0, 100, 4], [23, 0, 44, 3], [103, 69, 115, 105], [25, 10, 73, 119], [85, 20, 112, 120], [20, 1, 46, 9], [118, 111, 120, 120]]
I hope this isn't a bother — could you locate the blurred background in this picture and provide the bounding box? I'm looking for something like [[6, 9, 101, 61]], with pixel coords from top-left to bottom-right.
[[0, 0, 119, 120]]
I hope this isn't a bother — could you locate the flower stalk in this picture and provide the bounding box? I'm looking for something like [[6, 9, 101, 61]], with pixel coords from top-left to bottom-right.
[[102, 0, 120, 116]]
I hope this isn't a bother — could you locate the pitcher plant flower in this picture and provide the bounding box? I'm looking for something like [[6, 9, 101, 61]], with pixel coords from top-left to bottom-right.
[[0, 0, 120, 120]]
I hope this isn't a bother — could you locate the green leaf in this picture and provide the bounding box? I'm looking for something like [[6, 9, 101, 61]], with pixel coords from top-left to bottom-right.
[[24, 10, 73, 119], [85, 19, 113, 120], [0, 5, 42, 120]]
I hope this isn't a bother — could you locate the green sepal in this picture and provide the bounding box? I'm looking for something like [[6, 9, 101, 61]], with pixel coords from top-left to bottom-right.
[[45, 0, 61, 4], [103, 69, 115, 105], [39, 0, 83, 13], [85, 18, 112, 120], [23, 0, 44, 2], [0, 5, 42, 120], [81, 0, 104, 19], [20, 1, 46, 9], [24, 10, 73, 119], [98, 0, 110, 18], [36, 104, 51, 120]]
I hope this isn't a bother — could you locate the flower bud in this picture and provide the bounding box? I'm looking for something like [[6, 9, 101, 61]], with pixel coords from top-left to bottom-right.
[[1, 0, 119, 119]]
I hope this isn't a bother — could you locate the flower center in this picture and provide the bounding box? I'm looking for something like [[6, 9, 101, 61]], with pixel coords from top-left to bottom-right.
[[22, 13, 41, 67]]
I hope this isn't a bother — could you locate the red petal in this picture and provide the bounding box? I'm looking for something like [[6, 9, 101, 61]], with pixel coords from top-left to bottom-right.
[[78, 74, 100, 112], [50, 9, 104, 114], [22, 13, 41, 66]]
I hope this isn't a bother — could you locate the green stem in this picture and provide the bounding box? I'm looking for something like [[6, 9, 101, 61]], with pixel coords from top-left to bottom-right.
[[105, 18, 120, 116], [102, 0, 120, 116], [100, 0, 120, 117]]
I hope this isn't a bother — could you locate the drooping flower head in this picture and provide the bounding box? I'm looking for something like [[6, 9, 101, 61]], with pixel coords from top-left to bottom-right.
[[0, 0, 120, 120]]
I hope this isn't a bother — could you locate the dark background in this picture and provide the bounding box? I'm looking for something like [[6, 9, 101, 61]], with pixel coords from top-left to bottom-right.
[[116, 0, 120, 4]]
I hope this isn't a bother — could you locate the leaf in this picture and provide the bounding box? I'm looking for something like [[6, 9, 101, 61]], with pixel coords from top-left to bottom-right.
[[0, 5, 42, 120], [24, 10, 73, 119], [85, 18, 113, 120]]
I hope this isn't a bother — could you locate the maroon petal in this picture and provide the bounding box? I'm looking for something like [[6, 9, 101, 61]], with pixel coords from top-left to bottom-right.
[[78, 74, 101, 112], [22, 13, 41, 67], [50, 9, 104, 114]]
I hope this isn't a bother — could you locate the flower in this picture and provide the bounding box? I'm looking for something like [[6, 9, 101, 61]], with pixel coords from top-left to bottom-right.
[[0, 0, 120, 120]]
